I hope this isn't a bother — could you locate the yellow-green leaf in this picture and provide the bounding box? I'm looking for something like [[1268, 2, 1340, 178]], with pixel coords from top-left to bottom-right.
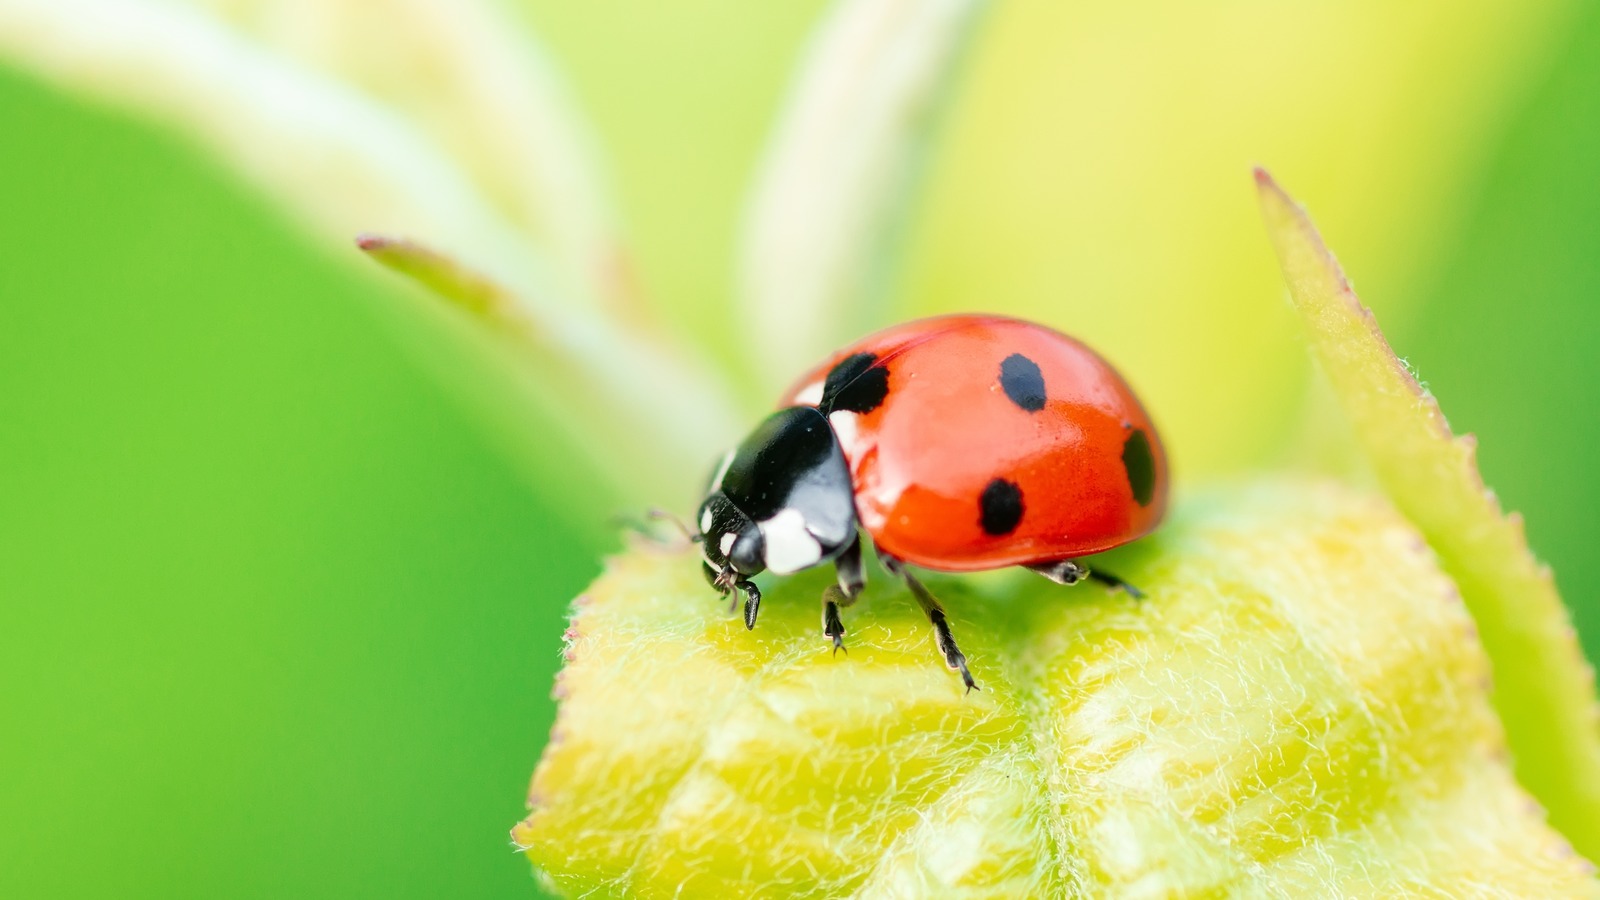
[[1256, 169, 1600, 859], [514, 483, 1594, 897]]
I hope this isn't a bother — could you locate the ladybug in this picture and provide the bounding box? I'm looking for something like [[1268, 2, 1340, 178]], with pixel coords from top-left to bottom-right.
[[696, 314, 1168, 690]]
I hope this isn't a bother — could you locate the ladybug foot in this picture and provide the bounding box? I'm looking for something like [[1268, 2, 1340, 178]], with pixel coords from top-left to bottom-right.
[[736, 580, 762, 630], [1087, 569, 1145, 601], [824, 609, 846, 656], [928, 608, 979, 694], [820, 585, 850, 656], [886, 560, 981, 693], [1030, 559, 1145, 600], [705, 560, 763, 628]]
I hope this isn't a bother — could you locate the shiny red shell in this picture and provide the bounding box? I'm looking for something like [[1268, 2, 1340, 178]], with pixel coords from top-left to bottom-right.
[[783, 315, 1168, 572]]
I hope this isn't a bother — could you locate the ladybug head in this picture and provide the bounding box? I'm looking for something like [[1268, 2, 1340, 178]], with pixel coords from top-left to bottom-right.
[[698, 491, 766, 584], [697, 406, 859, 588]]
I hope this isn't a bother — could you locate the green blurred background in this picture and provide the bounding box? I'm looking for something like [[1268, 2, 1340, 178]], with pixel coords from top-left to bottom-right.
[[2, 2, 1597, 897]]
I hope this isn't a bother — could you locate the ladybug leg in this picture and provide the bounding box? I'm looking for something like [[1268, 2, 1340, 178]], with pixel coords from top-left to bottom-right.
[[735, 579, 763, 630], [1087, 569, 1145, 600], [706, 561, 763, 627], [704, 561, 736, 612], [1028, 559, 1089, 585], [821, 587, 849, 656], [821, 535, 866, 655], [1029, 559, 1145, 600], [881, 555, 979, 693]]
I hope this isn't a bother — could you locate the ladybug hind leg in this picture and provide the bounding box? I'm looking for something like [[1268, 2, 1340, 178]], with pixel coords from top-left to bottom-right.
[[821, 534, 865, 656], [880, 554, 979, 694], [1029, 559, 1146, 600]]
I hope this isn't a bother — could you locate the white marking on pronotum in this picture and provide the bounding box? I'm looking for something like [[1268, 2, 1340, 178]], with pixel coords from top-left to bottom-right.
[[699, 507, 714, 534], [720, 532, 738, 557], [828, 409, 860, 453], [760, 508, 823, 573], [709, 450, 735, 490], [794, 381, 825, 407]]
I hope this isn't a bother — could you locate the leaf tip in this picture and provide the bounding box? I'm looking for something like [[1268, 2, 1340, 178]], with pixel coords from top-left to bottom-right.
[[353, 232, 390, 253], [1254, 168, 1365, 311], [509, 818, 535, 852], [1253, 167, 1309, 238], [1251, 166, 1304, 225]]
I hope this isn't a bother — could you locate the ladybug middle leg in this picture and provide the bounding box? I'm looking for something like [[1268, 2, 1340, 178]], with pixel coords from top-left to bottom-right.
[[1029, 559, 1145, 600], [880, 554, 979, 693], [821, 534, 865, 655]]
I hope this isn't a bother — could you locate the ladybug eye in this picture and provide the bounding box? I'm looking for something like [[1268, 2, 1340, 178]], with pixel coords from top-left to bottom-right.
[[728, 529, 765, 575]]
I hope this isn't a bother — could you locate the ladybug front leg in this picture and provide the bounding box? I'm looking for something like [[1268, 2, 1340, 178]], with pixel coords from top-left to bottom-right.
[[880, 554, 979, 693], [735, 579, 763, 629], [821, 534, 865, 655], [1029, 559, 1145, 600], [705, 560, 763, 628]]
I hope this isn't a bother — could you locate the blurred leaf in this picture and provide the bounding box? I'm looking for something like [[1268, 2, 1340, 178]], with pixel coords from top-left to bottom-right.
[[0, 0, 534, 284], [1256, 170, 1600, 859], [0, 0, 743, 503], [737, 0, 990, 393], [187, 0, 627, 314], [354, 233, 739, 507], [358, 234, 532, 327], [899, 0, 1577, 479], [514, 483, 1594, 896]]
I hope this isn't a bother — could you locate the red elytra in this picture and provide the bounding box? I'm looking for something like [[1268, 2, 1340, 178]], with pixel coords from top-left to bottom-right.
[[781, 314, 1168, 572]]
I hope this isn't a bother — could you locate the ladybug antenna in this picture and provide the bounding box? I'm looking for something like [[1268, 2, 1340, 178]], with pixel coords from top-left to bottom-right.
[[611, 508, 699, 545], [646, 507, 700, 542]]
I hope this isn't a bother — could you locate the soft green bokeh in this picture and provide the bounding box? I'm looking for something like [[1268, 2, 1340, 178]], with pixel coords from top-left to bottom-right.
[[2, 2, 1598, 898], [1405, 12, 1600, 645], [0, 67, 585, 898]]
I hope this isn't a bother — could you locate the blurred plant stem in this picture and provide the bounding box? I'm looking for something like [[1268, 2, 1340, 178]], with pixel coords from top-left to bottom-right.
[[737, 0, 990, 392]]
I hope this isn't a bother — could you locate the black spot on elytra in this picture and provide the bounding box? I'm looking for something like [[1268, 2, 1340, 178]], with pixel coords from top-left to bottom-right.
[[999, 353, 1047, 412], [979, 478, 1024, 536], [1122, 428, 1156, 507], [818, 352, 889, 415]]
